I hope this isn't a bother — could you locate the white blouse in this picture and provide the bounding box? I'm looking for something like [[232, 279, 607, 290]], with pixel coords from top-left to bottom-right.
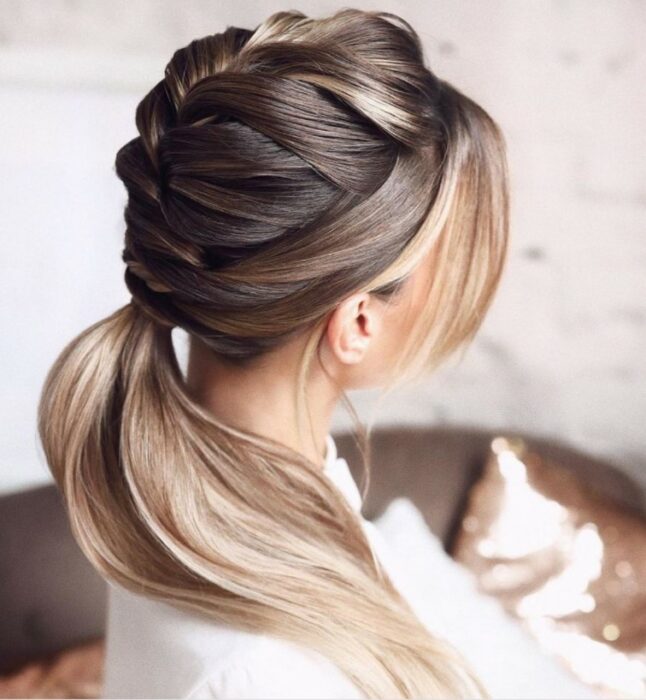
[[101, 434, 600, 700]]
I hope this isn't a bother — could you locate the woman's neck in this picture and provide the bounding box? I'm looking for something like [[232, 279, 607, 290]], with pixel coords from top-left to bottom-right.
[[184, 333, 340, 468]]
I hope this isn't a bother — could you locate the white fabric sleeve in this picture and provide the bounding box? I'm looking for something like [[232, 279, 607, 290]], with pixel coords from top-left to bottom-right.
[[184, 635, 364, 700]]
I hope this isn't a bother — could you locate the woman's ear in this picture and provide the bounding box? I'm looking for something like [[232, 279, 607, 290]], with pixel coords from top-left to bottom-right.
[[324, 291, 379, 366]]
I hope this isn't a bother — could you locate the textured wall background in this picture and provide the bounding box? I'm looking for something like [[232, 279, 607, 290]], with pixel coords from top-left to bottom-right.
[[1, 0, 644, 494]]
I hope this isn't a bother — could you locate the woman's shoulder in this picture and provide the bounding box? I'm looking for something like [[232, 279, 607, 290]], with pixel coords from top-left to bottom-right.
[[104, 582, 363, 698], [184, 633, 364, 699]]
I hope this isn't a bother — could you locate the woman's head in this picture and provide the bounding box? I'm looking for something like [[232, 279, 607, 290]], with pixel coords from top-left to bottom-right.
[[39, 8, 508, 698], [120, 8, 508, 392]]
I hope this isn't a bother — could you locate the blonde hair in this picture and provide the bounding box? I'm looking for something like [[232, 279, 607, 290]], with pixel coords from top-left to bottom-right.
[[38, 8, 509, 698]]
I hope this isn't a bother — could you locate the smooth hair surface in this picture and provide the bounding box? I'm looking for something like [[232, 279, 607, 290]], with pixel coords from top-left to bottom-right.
[[38, 8, 509, 698]]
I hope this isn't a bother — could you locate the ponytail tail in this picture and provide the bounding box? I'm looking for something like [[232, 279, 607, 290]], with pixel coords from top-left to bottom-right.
[[37, 301, 180, 579]]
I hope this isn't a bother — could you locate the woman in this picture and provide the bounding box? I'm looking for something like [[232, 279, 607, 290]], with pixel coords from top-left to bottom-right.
[[38, 8, 509, 698]]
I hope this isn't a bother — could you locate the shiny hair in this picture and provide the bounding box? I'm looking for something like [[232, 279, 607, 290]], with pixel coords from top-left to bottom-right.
[[38, 8, 509, 698]]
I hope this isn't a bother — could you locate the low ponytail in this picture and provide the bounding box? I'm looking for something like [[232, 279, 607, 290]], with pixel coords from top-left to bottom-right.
[[38, 8, 509, 698], [39, 297, 486, 698]]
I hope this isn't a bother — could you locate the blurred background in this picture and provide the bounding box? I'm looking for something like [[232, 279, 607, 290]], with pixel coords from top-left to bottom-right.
[[1, 0, 644, 495], [0, 2, 645, 698]]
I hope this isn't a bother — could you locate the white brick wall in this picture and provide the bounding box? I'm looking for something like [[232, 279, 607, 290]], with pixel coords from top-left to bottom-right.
[[1, 0, 644, 494]]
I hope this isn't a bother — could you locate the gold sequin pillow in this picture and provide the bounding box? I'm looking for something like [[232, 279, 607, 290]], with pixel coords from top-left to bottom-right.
[[450, 436, 646, 699]]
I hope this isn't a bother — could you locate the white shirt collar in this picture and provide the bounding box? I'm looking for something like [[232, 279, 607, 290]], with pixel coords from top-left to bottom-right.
[[322, 434, 363, 513]]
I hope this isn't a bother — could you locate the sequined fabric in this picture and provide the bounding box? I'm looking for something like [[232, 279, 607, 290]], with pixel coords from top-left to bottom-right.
[[451, 436, 646, 699]]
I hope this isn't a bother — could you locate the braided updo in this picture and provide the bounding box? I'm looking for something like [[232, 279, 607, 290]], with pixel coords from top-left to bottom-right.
[[118, 9, 454, 362], [39, 8, 508, 698]]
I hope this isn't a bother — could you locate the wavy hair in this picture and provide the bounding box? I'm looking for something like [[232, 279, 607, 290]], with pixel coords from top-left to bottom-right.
[[38, 8, 509, 698]]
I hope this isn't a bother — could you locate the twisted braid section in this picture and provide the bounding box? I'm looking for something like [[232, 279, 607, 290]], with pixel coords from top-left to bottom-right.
[[117, 10, 448, 360]]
